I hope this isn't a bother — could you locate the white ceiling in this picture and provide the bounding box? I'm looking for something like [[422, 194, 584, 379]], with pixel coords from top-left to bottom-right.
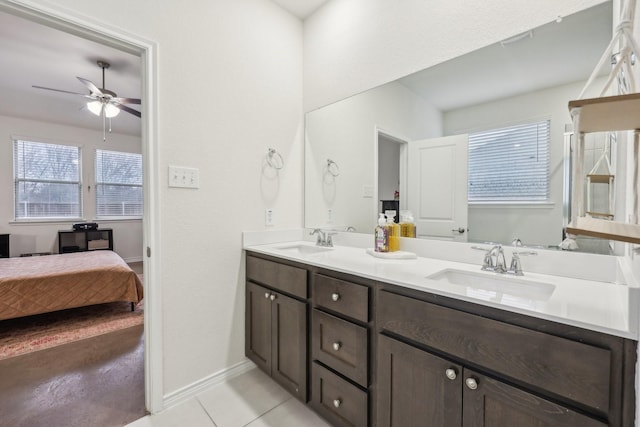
[[399, 2, 612, 111], [0, 1, 612, 137], [271, 0, 330, 19], [0, 10, 142, 136]]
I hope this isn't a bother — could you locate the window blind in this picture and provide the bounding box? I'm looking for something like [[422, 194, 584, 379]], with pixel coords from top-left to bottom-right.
[[468, 120, 550, 202], [95, 149, 143, 217], [13, 139, 81, 219]]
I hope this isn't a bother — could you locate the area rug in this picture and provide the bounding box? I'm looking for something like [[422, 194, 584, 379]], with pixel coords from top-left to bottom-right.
[[0, 283, 144, 360]]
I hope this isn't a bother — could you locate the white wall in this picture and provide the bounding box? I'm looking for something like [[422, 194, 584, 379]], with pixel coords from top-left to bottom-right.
[[305, 80, 441, 232], [304, 0, 607, 112], [443, 79, 605, 247], [0, 114, 143, 261], [11, 0, 305, 400]]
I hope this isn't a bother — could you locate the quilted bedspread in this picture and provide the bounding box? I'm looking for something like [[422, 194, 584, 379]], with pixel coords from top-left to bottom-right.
[[0, 251, 143, 321]]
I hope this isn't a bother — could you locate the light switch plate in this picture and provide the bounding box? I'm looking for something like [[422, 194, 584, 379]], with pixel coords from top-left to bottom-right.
[[169, 165, 200, 189], [362, 185, 374, 198]]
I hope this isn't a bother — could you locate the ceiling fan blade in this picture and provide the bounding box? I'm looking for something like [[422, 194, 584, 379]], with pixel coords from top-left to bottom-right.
[[113, 103, 141, 118], [77, 77, 103, 95], [112, 97, 141, 105], [32, 85, 94, 99]]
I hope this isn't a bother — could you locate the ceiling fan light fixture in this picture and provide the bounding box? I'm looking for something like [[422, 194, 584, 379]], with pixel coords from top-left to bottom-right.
[[104, 103, 120, 118], [87, 100, 103, 116]]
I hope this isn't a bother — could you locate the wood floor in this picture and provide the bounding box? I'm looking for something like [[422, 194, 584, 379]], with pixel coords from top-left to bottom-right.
[[0, 324, 146, 427], [0, 261, 146, 427]]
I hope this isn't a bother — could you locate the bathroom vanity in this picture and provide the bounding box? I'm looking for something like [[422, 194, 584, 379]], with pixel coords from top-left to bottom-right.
[[244, 239, 637, 427]]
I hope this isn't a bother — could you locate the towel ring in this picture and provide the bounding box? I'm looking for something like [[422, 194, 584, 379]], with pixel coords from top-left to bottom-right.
[[327, 159, 340, 177], [267, 148, 284, 170]]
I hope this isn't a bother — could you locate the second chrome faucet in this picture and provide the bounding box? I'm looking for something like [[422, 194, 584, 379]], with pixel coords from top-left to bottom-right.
[[474, 244, 537, 276], [310, 228, 338, 247]]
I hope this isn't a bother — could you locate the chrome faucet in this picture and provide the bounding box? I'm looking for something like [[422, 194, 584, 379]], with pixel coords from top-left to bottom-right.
[[482, 244, 507, 273], [474, 244, 537, 276], [506, 250, 538, 276], [310, 229, 338, 247]]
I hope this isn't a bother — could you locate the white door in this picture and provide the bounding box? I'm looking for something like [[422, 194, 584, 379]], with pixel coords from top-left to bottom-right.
[[407, 134, 468, 241]]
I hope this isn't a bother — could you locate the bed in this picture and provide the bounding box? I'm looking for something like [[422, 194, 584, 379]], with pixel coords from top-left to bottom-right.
[[0, 250, 143, 321]]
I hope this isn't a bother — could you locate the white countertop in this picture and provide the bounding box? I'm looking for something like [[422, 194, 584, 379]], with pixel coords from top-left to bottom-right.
[[244, 238, 639, 340]]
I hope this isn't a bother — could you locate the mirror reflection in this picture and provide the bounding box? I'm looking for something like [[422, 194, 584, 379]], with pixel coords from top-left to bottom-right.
[[305, 2, 614, 255]]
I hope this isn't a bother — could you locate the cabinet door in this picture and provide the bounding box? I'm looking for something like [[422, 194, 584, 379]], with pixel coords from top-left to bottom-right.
[[245, 282, 272, 375], [377, 335, 462, 427], [271, 290, 308, 401], [462, 368, 608, 427]]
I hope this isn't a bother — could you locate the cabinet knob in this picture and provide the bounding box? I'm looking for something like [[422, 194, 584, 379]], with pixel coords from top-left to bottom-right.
[[465, 377, 478, 390], [331, 292, 340, 302], [264, 292, 270, 299], [333, 399, 341, 408], [269, 294, 276, 301], [332, 342, 341, 351], [445, 368, 457, 380]]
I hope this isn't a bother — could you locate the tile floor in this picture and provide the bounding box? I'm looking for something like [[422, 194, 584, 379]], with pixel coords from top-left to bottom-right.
[[125, 368, 331, 427]]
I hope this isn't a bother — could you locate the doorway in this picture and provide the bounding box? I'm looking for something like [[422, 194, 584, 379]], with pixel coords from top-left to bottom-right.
[[0, 0, 160, 415], [376, 129, 408, 221]]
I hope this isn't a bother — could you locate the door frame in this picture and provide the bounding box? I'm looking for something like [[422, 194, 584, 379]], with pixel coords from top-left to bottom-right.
[[374, 126, 409, 222], [0, 0, 163, 413]]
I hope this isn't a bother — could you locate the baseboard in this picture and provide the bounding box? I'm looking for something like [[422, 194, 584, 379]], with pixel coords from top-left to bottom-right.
[[162, 359, 256, 410], [123, 256, 143, 263]]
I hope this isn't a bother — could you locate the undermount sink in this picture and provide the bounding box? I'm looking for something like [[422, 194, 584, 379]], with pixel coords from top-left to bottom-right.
[[427, 268, 555, 301], [273, 243, 334, 256]]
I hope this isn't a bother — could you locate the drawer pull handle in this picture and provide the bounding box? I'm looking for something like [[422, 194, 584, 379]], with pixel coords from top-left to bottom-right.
[[445, 368, 457, 380], [270, 294, 276, 301], [332, 342, 341, 351], [333, 399, 341, 408], [264, 292, 270, 299], [465, 377, 478, 390], [331, 293, 340, 302]]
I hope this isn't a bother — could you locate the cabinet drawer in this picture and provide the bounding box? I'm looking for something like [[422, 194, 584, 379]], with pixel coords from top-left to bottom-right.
[[310, 362, 368, 427], [378, 290, 612, 415], [312, 273, 368, 322], [246, 256, 307, 299], [312, 309, 368, 387]]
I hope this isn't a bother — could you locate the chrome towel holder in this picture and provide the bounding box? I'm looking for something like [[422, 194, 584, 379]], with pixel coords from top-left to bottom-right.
[[327, 159, 340, 176], [267, 148, 284, 170]]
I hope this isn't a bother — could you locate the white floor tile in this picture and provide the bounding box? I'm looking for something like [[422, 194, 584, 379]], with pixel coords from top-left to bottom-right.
[[197, 368, 290, 427], [125, 398, 216, 427], [245, 398, 332, 427]]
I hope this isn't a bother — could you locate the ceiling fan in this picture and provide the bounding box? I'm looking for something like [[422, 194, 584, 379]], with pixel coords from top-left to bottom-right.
[[33, 60, 141, 119]]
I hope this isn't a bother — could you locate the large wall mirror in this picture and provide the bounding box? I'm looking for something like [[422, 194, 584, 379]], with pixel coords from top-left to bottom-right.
[[305, 1, 616, 255]]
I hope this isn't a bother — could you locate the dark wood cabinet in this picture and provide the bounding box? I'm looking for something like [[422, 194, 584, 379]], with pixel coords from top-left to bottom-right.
[[311, 362, 368, 427], [310, 272, 373, 427], [245, 250, 636, 427], [245, 256, 308, 402], [312, 309, 368, 387], [377, 334, 462, 427], [462, 368, 607, 427], [58, 228, 113, 253], [245, 281, 272, 374], [377, 334, 608, 427], [376, 288, 635, 427]]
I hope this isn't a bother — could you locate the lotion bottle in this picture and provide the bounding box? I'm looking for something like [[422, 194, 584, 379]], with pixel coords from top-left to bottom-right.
[[400, 210, 416, 238], [386, 210, 400, 252], [375, 213, 389, 252]]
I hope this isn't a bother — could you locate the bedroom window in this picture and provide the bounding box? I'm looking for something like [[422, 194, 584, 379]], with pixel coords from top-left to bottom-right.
[[95, 149, 143, 218], [468, 120, 550, 203], [13, 139, 82, 220]]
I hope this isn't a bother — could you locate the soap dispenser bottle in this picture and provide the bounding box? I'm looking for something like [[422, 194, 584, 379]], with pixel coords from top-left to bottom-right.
[[386, 210, 400, 252], [400, 210, 416, 238], [375, 213, 389, 252]]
